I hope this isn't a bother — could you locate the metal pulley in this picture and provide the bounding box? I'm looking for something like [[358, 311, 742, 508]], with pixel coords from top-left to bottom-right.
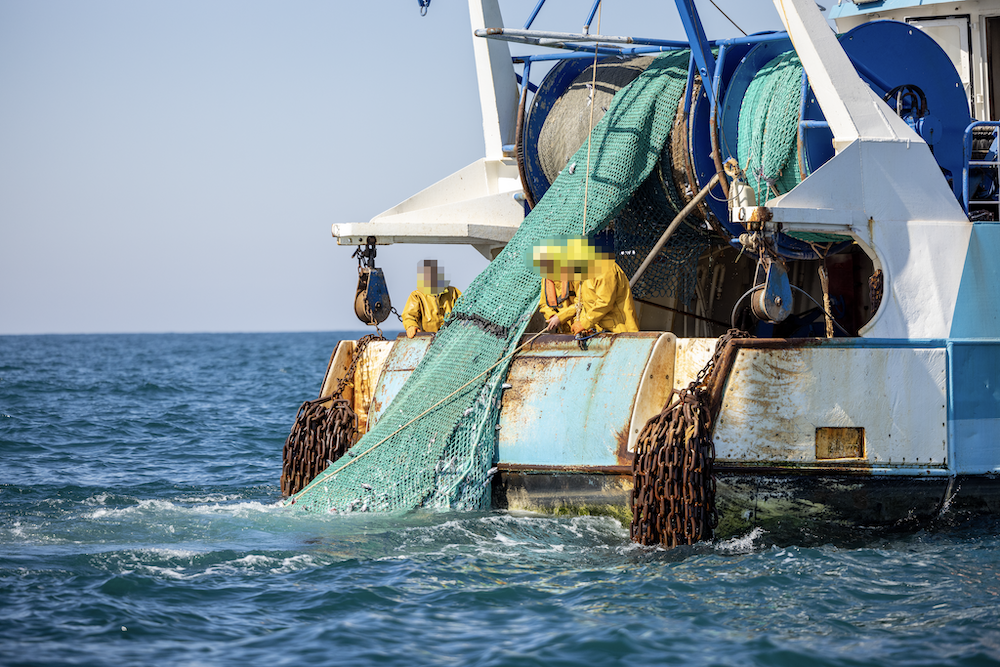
[[353, 236, 392, 325], [751, 257, 792, 323]]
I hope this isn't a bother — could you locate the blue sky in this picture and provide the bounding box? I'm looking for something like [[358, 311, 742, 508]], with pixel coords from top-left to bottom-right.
[[0, 1, 784, 334]]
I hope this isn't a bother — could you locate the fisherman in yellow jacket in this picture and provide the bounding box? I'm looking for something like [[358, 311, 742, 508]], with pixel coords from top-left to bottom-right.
[[534, 239, 579, 333], [562, 237, 638, 335], [402, 259, 462, 338], [570, 256, 639, 334], [532, 237, 638, 335], [539, 277, 579, 333]]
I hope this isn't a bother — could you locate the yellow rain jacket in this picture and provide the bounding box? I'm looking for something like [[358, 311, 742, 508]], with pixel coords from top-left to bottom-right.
[[401, 286, 462, 334], [538, 279, 579, 334], [576, 260, 639, 333]]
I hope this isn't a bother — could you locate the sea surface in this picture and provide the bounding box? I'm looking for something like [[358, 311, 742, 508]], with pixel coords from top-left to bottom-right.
[[2, 332, 999, 666]]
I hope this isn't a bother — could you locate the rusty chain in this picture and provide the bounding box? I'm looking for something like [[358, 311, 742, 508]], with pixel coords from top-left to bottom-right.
[[869, 269, 883, 316], [280, 334, 385, 496], [631, 328, 749, 548]]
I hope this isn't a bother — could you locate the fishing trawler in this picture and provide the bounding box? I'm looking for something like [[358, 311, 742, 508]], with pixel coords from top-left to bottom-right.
[[283, 0, 1000, 539]]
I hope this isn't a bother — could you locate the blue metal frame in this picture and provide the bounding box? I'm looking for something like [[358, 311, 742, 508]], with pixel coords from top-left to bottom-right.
[[963, 120, 1000, 213], [674, 0, 717, 101], [583, 0, 602, 33], [947, 339, 1000, 474], [523, 0, 545, 29], [714, 32, 793, 47]]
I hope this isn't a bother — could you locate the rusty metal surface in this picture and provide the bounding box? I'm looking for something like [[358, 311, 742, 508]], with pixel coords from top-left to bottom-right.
[[280, 334, 388, 496], [492, 466, 1000, 535], [714, 472, 950, 536], [673, 338, 717, 389], [498, 463, 632, 475], [280, 398, 357, 497], [366, 335, 434, 428], [353, 340, 394, 435], [493, 469, 633, 515], [713, 343, 948, 468], [626, 333, 676, 457], [497, 333, 662, 467], [630, 329, 750, 548], [816, 427, 865, 459], [318, 340, 354, 408], [491, 466, 1000, 534]]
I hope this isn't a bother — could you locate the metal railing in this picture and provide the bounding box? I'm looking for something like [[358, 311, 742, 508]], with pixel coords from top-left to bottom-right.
[[963, 120, 1000, 218]]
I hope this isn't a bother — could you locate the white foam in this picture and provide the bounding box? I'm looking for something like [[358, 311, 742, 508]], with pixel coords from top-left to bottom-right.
[[84, 498, 179, 518], [715, 526, 767, 554], [200, 552, 319, 577], [83, 492, 112, 506], [231, 554, 276, 567], [176, 493, 244, 503], [143, 547, 201, 559], [140, 564, 190, 580], [268, 553, 318, 574]]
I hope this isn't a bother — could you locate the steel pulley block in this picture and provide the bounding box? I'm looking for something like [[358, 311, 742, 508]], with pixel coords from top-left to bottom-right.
[[751, 259, 792, 323], [354, 267, 392, 325]]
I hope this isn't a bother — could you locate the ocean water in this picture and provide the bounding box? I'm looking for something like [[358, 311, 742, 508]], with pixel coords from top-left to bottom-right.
[[2, 332, 999, 667]]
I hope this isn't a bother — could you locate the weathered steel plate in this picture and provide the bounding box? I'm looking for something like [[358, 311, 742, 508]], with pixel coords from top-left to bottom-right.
[[366, 335, 433, 429], [497, 333, 672, 467], [714, 346, 948, 468]]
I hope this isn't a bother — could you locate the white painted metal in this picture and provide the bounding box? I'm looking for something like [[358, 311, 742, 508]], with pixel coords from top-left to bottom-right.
[[469, 0, 520, 160], [672, 338, 716, 389], [908, 16, 973, 110], [473, 27, 650, 48], [332, 158, 524, 258], [763, 0, 974, 339], [739, 139, 972, 338], [626, 333, 677, 453], [713, 347, 949, 469]]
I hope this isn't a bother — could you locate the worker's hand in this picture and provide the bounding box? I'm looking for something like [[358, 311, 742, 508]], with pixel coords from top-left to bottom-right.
[[571, 321, 586, 335], [406, 326, 419, 338], [545, 315, 561, 332]]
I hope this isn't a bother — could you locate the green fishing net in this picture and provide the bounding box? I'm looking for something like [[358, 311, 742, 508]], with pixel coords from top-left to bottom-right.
[[289, 50, 692, 514], [738, 49, 850, 244], [738, 50, 804, 204], [613, 159, 711, 305]]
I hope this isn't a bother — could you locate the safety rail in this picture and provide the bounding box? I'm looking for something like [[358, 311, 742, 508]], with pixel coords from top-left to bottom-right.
[[963, 120, 1000, 219]]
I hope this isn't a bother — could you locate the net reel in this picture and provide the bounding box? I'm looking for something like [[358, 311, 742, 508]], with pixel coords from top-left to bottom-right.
[[521, 21, 972, 262]]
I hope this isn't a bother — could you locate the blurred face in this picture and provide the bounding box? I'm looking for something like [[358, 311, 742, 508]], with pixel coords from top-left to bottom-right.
[[530, 237, 612, 281], [417, 260, 448, 294]]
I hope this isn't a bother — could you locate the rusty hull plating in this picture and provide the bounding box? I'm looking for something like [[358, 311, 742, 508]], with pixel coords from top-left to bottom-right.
[[310, 333, 1000, 532]]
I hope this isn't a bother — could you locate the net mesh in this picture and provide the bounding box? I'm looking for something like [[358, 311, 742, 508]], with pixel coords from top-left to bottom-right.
[[613, 158, 711, 305], [738, 50, 804, 205], [289, 51, 692, 514]]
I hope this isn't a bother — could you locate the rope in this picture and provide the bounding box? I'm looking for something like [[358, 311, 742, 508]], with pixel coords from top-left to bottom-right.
[[581, 1, 602, 235], [806, 241, 836, 338], [708, 0, 746, 36]]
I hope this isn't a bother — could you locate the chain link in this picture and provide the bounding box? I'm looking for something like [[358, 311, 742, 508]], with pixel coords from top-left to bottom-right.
[[280, 334, 385, 496], [869, 269, 884, 316], [630, 328, 749, 548]]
